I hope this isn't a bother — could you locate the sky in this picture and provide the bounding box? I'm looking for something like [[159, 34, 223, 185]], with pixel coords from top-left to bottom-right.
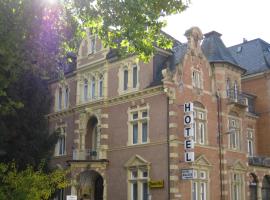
[[163, 0, 270, 47]]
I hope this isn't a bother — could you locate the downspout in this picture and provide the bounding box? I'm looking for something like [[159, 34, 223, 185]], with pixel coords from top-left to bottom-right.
[[167, 96, 171, 200], [216, 92, 224, 200]]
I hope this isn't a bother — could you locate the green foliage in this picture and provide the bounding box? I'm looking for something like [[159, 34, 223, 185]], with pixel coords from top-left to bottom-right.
[[65, 0, 190, 61], [0, 70, 59, 170], [0, 162, 69, 200], [0, 0, 81, 114]]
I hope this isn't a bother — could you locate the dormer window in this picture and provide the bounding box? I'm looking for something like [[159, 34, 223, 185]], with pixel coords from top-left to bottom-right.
[[88, 35, 97, 55], [55, 85, 69, 111], [118, 62, 140, 94], [123, 68, 129, 91], [132, 64, 138, 88]]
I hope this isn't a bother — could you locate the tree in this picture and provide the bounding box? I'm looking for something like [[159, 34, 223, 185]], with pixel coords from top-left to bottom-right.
[[0, 0, 79, 114], [0, 162, 69, 200], [0, 70, 59, 170], [65, 0, 190, 61]]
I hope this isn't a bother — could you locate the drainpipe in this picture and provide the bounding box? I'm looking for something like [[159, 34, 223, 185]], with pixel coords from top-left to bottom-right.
[[167, 96, 171, 200], [216, 92, 224, 200]]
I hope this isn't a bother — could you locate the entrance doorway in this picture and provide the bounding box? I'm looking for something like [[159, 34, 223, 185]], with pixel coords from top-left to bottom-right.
[[78, 170, 104, 200]]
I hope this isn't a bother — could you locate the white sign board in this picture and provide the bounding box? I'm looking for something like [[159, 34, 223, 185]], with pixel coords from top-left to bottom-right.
[[181, 169, 195, 180], [67, 195, 77, 200], [183, 102, 195, 163]]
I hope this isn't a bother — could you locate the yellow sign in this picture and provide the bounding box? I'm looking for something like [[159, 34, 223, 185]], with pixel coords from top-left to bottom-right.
[[149, 180, 164, 189]]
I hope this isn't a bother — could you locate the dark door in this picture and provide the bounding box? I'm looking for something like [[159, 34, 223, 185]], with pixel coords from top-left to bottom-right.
[[94, 175, 103, 200]]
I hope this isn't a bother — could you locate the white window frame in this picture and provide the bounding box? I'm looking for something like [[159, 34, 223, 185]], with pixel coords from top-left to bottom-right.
[[194, 107, 207, 145], [128, 167, 149, 200], [228, 117, 241, 150], [192, 69, 203, 89], [118, 61, 140, 94], [247, 129, 254, 157], [128, 106, 149, 145], [192, 170, 208, 200], [55, 127, 66, 156], [231, 173, 244, 200], [64, 86, 69, 109]]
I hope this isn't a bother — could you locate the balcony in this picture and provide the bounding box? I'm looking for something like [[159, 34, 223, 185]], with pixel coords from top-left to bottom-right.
[[249, 156, 270, 167], [72, 149, 99, 160], [226, 89, 247, 108]]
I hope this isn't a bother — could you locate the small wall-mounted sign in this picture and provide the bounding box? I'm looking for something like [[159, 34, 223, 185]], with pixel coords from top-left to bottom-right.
[[67, 195, 77, 200], [181, 169, 195, 180], [149, 180, 164, 188]]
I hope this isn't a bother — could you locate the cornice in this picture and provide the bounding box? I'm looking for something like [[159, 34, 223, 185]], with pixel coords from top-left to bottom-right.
[[47, 85, 164, 119]]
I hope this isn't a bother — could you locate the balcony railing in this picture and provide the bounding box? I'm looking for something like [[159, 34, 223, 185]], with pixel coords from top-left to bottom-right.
[[226, 89, 247, 107], [72, 149, 99, 160], [249, 156, 270, 167]]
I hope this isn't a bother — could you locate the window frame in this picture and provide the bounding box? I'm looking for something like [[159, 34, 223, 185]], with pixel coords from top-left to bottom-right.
[[192, 69, 203, 89], [128, 106, 149, 146], [247, 129, 255, 157], [193, 106, 207, 145], [55, 126, 67, 157], [228, 117, 241, 150], [191, 169, 209, 200]]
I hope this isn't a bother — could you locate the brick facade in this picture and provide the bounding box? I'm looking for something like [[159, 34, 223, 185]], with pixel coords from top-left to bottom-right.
[[48, 27, 270, 200]]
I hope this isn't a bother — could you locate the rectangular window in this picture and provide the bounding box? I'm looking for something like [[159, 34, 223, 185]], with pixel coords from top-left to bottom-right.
[[133, 65, 138, 88], [128, 168, 148, 200], [232, 173, 242, 200], [129, 109, 149, 145], [84, 79, 88, 101], [132, 182, 138, 200], [90, 37, 96, 54], [192, 70, 202, 89], [194, 108, 206, 145], [142, 182, 148, 200], [91, 78, 96, 99], [229, 118, 240, 150], [55, 127, 66, 156], [58, 88, 62, 110], [142, 122, 148, 143], [99, 79, 103, 97], [192, 170, 208, 200], [124, 69, 129, 91], [64, 87, 69, 108], [133, 123, 138, 144]]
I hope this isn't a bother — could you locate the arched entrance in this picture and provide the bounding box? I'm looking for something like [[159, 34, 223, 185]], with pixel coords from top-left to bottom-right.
[[262, 175, 270, 200], [249, 173, 258, 200], [77, 170, 104, 200]]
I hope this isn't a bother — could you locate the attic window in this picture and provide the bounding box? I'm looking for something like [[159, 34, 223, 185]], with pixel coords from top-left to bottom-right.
[[236, 46, 242, 53], [268, 47, 270, 52]]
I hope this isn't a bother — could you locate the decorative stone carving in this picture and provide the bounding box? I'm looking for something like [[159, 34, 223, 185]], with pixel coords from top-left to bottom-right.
[[185, 27, 203, 57]]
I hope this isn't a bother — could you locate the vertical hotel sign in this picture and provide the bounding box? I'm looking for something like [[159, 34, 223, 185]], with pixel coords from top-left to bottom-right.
[[184, 102, 195, 162]]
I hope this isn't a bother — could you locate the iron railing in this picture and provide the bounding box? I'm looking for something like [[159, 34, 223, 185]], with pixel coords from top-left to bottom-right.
[[226, 89, 247, 106], [249, 156, 270, 167], [72, 148, 99, 160]]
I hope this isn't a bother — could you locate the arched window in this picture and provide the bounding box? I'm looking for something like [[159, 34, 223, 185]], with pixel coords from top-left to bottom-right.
[[85, 116, 99, 159]]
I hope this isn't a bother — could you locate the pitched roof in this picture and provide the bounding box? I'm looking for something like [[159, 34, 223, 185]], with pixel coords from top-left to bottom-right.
[[228, 39, 270, 75], [201, 31, 243, 70]]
